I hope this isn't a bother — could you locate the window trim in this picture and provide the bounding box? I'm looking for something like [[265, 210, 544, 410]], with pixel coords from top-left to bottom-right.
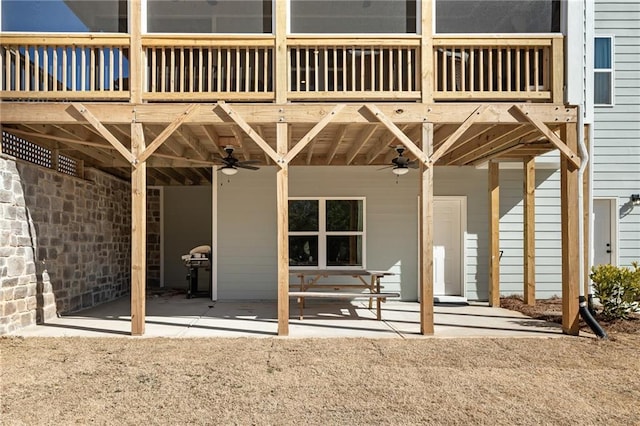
[[289, 196, 366, 270], [594, 35, 615, 107]]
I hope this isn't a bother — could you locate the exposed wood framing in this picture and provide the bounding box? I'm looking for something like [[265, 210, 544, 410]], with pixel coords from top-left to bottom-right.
[[523, 156, 536, 305], [216, 102, 280, 164], [430, 105, 489, 163], [346, 125, 377, 165], [365, 104, 430, 166], [138, 104, 198, 164], [560, 124, 580, 335], [420, 122, 434, 335], [489, 161, 500, 307], [325, 125, 348, 165], [285, 104, 345, 163], [130, 122, 146, 336], [511, 105, 580, 168], [71, 103, 135, 164], [276, 122, 289, 336], [0, 103, 577, 126]]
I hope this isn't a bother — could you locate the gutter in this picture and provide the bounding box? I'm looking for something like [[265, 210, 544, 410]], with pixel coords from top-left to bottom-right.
[[576, 105, 608, 339]]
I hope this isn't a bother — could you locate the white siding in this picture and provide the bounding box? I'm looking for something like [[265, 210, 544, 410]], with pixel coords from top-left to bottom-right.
[[594, 0, 640, 267]]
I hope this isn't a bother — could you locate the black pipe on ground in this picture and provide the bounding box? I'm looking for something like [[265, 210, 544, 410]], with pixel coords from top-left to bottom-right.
[[579, 296, 608, 339]]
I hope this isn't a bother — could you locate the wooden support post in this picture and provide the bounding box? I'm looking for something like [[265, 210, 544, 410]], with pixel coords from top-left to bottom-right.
[[420, 123, 434, 335], [421, 0, 434, 103], [274, 0, 287, 103], [561, 124, 580, 335], [130, 122, 146, 336], [129, 0, 143, 104], [523, 156, 536, 305], [488, 161, 500, 307], [277, 122, 289, 336]]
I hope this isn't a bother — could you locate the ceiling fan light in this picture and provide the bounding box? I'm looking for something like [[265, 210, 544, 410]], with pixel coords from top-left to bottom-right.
[[392, 166, 409, 176], [221, 166, 238, 176]]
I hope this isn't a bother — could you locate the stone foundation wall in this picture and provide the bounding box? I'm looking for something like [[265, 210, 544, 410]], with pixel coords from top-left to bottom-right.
[[1, 155, 56, 334], [146, 188, 161, 288], [1, 153, 163, 334]]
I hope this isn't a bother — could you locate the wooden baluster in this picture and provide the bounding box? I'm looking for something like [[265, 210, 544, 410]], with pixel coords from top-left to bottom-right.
[[534, 48, 540, 91], [525, 48, 531, 92]]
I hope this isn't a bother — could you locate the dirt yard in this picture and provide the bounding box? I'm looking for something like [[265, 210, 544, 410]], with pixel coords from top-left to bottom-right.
[[2, 332, 639, 425]]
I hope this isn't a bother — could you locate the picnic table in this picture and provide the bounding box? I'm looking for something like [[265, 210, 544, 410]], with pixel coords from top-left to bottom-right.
[[289, 269, 399, 320]]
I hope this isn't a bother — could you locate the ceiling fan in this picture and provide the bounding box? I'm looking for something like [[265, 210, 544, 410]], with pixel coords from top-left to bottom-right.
[[383, 145, 418, 175], [215, 145, 260, 176]]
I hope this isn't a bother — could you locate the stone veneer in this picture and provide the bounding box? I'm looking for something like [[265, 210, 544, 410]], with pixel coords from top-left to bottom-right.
[[1, 153, 161, 334], [146, 188, 161, 288]]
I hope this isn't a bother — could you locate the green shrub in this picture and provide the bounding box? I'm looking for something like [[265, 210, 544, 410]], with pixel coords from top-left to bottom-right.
[[590, 262, 640, 320]]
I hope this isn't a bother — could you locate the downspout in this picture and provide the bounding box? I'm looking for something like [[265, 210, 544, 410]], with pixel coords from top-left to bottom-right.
[[577, 105, 608, 339]]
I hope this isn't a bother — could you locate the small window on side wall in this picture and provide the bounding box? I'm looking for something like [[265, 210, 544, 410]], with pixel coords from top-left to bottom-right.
[[594, 36, 614, 106]]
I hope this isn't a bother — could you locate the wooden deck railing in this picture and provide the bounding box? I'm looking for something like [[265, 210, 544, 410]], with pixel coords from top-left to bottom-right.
[[142, 36, 275, 101], [287, 37, 421, 100], [432, 35, 563, 102], [0, 34, 564, 103], [0, 34, 130, 99]]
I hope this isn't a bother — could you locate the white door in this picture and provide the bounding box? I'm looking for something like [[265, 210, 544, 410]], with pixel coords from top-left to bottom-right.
[[433, 197, 465, 296], [594, 198, 615, 266]]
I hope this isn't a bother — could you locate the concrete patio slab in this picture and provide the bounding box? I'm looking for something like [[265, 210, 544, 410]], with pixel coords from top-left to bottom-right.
[[10, 294, 565, 338]]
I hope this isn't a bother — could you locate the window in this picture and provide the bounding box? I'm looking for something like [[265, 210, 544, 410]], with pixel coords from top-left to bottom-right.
[[1, 0, 127, 33], [290, 0, 416, 34], [435, 0, 561, 34], [289, 198, 365, 269], [594, 36, 614, 106], [147, 0, 272, 34]]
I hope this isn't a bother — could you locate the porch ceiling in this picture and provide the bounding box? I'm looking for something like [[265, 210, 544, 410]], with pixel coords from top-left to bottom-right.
[[0, 102, 573, 185]]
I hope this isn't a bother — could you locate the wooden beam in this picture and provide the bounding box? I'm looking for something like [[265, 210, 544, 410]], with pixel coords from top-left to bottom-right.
[[130, 122, 146, 336], [71, 103, 136, 164], [511, 105, 580, 168], [325, 125, 348, 165], [366, 125, 408, 164], [489, 161, 500, 307], [420, 123, 434, 335], [276, 122, 289, 336], [274, 0, 287, 103], [523, 156, 536, 305], [230, 126, 250, 161], [174, 126, 210, 161], [216, 102, 280, 165], [285, 104, 345, 163], [137, 104, 199, 164], [430, 105, 489, 164], [444, 125, 535, 166], [0, 103, 578, 126], [345, 125, 377, 165], [560, 124, 580, 335], [364, 104, 430, 166], [201, 125, 227, 158]]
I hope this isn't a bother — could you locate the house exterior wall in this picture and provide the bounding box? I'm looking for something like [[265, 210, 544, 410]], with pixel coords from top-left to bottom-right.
[[207, 165, 570, 302], [163, 185, 212, 290], [593, 0, 640, 267]]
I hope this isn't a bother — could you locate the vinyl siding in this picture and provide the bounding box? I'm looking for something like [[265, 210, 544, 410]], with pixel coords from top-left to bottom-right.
[[594, 0, 640, 268], [160, 161, 585, 301]]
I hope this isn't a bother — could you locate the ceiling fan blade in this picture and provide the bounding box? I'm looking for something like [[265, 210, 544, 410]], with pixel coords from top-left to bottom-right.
[[236, 164, 260, 170], [378, 165, 394, 170], [237, 160, 262, 165], [408, 161, 419, 169]]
